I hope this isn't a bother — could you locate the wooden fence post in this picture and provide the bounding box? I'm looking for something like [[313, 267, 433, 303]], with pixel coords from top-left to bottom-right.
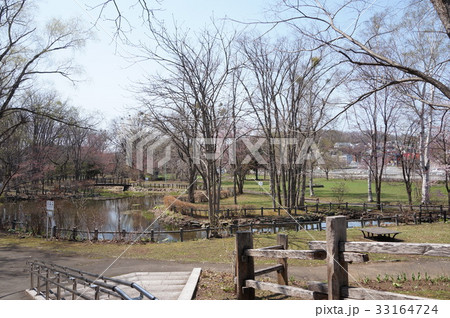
[[360, 217, 364, 228], [93, 229, 98, 241], [326, 216, 348, 300], [179, 228, 184, 242], [260, 207, 264, 217], [395, 214, 399, 226], [413, 213, 417, 225], [443, 206, 447, 223], [377, 216, 381, 227], [277, 233, 288, 286], [71, 227, 77, 241], [206, 226, 210, 239], [235, 232, 255, 300], [315, 203, 319, 213], [150, 229, 154, 243]]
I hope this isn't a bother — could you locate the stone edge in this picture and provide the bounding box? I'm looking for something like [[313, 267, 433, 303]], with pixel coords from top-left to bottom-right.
[[177, 268, 202, 300]]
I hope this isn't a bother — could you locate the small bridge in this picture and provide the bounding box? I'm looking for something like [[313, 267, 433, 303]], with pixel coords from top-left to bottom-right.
[[94, 178, 132, 191]]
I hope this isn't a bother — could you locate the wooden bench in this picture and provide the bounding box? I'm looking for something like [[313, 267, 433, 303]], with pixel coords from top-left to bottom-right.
[[360, 227, 401, 240]]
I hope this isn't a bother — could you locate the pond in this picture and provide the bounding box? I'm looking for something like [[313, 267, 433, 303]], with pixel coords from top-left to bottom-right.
[[1, 196, 162, 233]]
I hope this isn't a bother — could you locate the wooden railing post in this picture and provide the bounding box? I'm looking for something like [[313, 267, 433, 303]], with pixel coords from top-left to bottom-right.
[[179, 228, 184, 242], [277, 233, 288, 286], [377, 216, 381, 227], [150, 229, 154, 243], [93, 228, 98, 241], [326, 216, 348, 300], [395, 214, 399, 226], [235, 232, 255, 300], [260, 207, 264, 217]]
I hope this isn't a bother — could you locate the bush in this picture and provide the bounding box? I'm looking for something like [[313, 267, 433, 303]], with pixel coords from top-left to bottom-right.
[[163, 195, 197, 214], [331, 182, 348, 203]]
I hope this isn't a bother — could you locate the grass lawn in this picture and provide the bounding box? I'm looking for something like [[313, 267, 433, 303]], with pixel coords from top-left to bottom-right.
[[181, 177, 447, 211], [1, 223, 449, 265]]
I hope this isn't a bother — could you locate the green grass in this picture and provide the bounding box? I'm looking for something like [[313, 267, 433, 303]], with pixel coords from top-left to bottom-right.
[[1, 223, 448, 265], [217, 178, 448, 207]]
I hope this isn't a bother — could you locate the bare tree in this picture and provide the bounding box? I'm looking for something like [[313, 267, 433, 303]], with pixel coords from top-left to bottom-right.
[[136, 20, 239, 228], [272, 0, 450, 104]]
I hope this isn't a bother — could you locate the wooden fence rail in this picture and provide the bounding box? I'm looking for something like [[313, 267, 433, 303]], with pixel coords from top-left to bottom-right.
[[171, 203, 448, 222], [235, 215, 450, 300]]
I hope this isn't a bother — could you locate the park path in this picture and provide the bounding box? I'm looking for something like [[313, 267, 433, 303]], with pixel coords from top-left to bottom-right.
[[0, 245, 448, 300]]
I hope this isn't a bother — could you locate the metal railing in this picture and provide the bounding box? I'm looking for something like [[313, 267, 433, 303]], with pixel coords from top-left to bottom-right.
[[27, 260, 158, 300]]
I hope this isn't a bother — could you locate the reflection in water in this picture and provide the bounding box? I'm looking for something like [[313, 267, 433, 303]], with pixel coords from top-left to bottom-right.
[[1, 196, 162, 233]]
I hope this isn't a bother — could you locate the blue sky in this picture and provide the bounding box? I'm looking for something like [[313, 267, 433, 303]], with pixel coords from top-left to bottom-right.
[[37, 0, 274, 127]]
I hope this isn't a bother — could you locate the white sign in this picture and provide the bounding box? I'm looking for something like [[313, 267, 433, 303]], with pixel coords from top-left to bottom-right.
[[258, 181, 263, 187], [46, 200, 54, 211], [47, 210, 54, 218]]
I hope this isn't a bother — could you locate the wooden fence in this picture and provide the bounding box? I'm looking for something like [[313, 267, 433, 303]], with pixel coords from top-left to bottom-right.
[[235, 215, 450, 300], [172, 203, 448, 222], [0, 213, 442, 242]]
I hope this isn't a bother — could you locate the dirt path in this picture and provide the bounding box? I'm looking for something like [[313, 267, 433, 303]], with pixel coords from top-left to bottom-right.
[[1, 245, 448, 300]]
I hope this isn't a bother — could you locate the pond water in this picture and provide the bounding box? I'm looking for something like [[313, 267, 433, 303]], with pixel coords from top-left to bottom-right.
[[1, 196, 162, 233]]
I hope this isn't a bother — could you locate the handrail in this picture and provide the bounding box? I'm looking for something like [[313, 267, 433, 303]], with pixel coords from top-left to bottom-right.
[[27, 260, 158, 300]]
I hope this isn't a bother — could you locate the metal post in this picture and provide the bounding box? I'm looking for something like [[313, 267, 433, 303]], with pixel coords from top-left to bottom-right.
[[45, 269, 49, 300], [37, 267, 41, 295], [56, 272, 61, 300], [30, 264, 34, 290], [70, 277, 77, 300]]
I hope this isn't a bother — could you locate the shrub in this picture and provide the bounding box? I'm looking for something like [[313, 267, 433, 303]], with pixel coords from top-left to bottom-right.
[[163, 195, 197, 214]]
